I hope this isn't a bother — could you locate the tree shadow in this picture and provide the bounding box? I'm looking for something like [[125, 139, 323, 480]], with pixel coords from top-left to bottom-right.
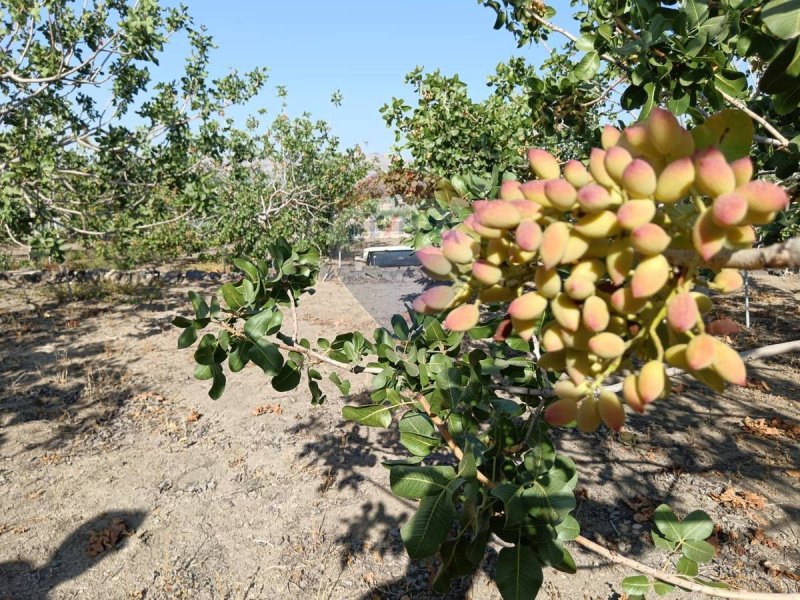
[[0, 510, 147, 599], [0, 280, 220, 452]]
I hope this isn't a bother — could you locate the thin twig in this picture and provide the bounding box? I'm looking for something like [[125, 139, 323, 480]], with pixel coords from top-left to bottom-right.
[[573, 535, 800, 600]]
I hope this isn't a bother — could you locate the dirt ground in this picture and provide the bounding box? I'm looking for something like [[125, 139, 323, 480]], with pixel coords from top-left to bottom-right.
[[0, 269, 798, 599]]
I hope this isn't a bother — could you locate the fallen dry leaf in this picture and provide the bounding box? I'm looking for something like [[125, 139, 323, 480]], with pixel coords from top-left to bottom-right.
[[742, 417, 800, 440], [751, 528, 781, 550], [185, 409, 202, 423], [252, 404, 282, 416], [786, 470, 800, 480], [87, 518, 132, 557], [710, 486, 766, 512], [706, 318, 742, 336], [763, 560, 800, 582], [622, 495, 659, 523]]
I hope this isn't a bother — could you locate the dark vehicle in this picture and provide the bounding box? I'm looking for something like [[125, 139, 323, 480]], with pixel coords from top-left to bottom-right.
[[360, 246, 420, 267]]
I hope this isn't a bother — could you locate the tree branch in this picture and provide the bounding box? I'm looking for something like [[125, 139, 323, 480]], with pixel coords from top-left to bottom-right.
[[665, 237, 800, 270], [529, 11, 790, 147], [573, 535, 800, 600]]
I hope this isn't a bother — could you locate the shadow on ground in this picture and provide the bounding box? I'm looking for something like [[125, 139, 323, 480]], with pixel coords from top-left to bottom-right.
[[0, 510, 147, 599]]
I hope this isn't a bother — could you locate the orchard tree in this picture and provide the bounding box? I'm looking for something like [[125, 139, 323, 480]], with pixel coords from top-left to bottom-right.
[[208, 108, 371, 259], [171, 2, 800, 599], [381, 56, 614, 180], [0, 0, 268, 259]]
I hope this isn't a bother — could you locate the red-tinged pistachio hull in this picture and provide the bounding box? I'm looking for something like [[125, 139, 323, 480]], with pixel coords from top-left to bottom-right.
[[545, 397, 578, 426], [694, 147, 736, 198], [655, 157, 694, 203], [588, 332, 626, 359], [598, 390, 625, 431], [712, 269, 743, 293], [686, 333, 716, 370], [711, 192, 748, 227], [416, 247, 453, 278], [631, 255, 670, 299], [508, 291, 548, 321], [528, 148, 561, 179], [576, 396, 602, 432], [604, 146, 633, 183], [563, 159, 594, 188], [582, 295, 611, 332], [638, 360, 667, 404], [444, 303, 480, 332], [631, 223, 671, 256], [622, 158, 657, 198], [666, 291, 699, 333]]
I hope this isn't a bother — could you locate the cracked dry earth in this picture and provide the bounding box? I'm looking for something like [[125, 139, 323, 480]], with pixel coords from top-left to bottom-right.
[[0, 270, 798, 599]]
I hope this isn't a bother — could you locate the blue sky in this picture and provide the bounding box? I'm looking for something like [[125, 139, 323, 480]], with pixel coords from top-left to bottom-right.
[[157, 1, 575, 154]]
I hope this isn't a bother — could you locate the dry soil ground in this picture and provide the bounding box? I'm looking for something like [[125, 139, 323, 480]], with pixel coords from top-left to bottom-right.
[[0, 268, 798, 599]]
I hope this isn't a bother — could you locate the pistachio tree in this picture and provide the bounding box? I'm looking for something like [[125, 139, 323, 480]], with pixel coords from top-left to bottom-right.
[[0, 0, 268, 259]]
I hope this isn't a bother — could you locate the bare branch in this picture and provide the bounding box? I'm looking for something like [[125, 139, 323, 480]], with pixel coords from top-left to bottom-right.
[[665, 237, 800, 270]]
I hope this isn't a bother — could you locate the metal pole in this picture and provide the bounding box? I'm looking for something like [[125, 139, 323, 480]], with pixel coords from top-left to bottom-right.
[[743, 270, 750, 329], [338, 248, 342, 269]]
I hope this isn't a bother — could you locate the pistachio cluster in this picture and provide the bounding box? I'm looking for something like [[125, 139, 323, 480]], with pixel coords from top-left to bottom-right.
[[413, 108, 788, 432]]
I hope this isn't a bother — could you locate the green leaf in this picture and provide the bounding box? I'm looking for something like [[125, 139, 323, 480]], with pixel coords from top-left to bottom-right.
[[272, 361, 301, 392], [328, 372, 351, 395], [400, 488, 456, 559], [622, 575, 650, 595], [248, 338, 284, 375], [574, 51, 600, 81], [209, 364, 226, 400], [652, 531, 678, 551], [505, 338, 531, 352], [458, 445, 478, 479], [654, 504, 683, 542], [391, 314, 409, 339], [762, 0, 800, 40], [713, 70, 748, 99], [495, 543, 543, 600], [177, 326, 198, 349], [575, 34, 596, 52], [681, 539, 716, 563], [389, 465, 456, 499], [233, 258, 259, 282], [621, 84, 648, 111], [193, 334, 218, 365], [761, 38, 800, 93], [399, 431, 441, 456], [243, 309, 283, 339], [653, 581, 675, 596], [188, 291, 209, 319], [677, 555, 699, 576], [700, 109, 754, 160], [228, 341, 251, 372], [682, 510, 714, 540], [553, 544, 577, 574], [685, 0, 709, 28], [555, 515, 580, 541], [774, 86, 800, 114], [342, 403, 393, 428], [194, 363, 213, 381], [220, 283, 246, 311], [172, 316, 192, 328], [524, 438, 556, 479], [308, 378, 325, 405]]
